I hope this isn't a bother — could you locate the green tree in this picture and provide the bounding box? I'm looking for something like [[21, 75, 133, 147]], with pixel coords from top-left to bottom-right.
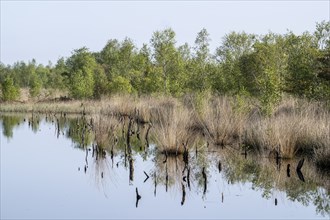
[[215, 31, 256, 94], [1, 76, 20, 101], [99, 39, 120, 79], [66, 47, 96, 99], [253, 34, 287, 115], [284, 32, 319, 99], [47, 57, 67, 90], [110, 75, 133, 94], [314, 21, 330, 101], [314, 20, 330, 50], [129, 44, 162, 95], [29, 71, 42, 97], [186, 28, 213, 93], [151, 28, 181, 95], [93, 64, 109, 99]]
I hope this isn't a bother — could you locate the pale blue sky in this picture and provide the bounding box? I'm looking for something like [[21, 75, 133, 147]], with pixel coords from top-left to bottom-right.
[[1, 0, 329, 65]]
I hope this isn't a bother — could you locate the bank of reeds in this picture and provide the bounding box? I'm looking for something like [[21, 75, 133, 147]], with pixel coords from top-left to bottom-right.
[[244, 98, 330, 160], [198, 96, 248, 147], [151, 98, 197, 155], [1, 94, 329, 170]]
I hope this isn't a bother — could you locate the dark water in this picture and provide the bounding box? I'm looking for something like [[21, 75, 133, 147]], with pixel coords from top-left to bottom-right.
[[0, 114, 329, 219]]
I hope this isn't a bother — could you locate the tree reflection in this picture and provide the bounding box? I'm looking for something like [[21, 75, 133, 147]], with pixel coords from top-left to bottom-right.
[[221, 149, 330, 216], [66, 116, 93, 148], [1, 115, 24, 138], [1, 114, 328, 216]]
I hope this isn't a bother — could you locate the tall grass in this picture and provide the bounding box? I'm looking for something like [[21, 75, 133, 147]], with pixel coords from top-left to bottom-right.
[[93, 115, 119, 149], [198, 96, 247, 147], [151, 98, 196, 155], [1, 94, 329, 168], [245, 98, 330, 159]]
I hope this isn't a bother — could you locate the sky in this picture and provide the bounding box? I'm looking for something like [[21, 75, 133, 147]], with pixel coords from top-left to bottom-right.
[[1, 0, 329, 65]]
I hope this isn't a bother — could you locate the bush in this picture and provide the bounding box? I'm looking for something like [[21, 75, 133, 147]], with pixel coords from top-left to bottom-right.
[[29, 74, 42, 98], [110, 76, 133, 94], [1, 76, 20, 101]]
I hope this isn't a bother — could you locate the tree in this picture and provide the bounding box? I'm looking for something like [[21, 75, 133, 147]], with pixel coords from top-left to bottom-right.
[[29, 72, 42, 98], [151, 28, 179, 95], [47, 57, 67, 90], [250, 34, 287, 115], [93, 64, 109, 99], [187, 28, 212, 92], [110, 75, 133, 94], [1, 76, 20, 101], [129, 44, 162, 95], [283, 32, 319, 99], [215, 31, 256, 94], [314, 21, 330, 101], [66, 47, 96, 99], [314, 20, 330, 50], [99, 39, 121, 80]]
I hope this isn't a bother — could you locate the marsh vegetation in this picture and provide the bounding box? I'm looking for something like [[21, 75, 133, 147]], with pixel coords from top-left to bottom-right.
[[1, 94, 329, 171], [1, 112, 329, 218], [1, 21, 329, 219]]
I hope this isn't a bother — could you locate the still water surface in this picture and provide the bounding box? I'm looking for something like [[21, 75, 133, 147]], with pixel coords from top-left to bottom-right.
[[0, 114, 329, 219]]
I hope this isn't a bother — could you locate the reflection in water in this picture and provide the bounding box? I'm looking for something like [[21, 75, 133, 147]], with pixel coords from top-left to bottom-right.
[[135, 187, 141, 208], [181, 183, 186, 206], [287, 164, 291, 177], [1, 114, 329, 218], [220, 150, 330, 216], [1, 115, 24, 138]]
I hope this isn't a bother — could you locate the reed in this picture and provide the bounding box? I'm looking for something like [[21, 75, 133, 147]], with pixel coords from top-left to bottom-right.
[[1, 94, 329, 165], [198, 96, 247, 147], [245, 98, 330, 159], [151, 99, 195, 155], [93, 115, 120, 150]]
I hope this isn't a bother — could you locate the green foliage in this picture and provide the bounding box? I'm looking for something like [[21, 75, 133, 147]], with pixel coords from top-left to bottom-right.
[[215, 31, 256, 95], [315, 48, 330, 102], [1, 76, 20, 101], [257, 68, 282, 115], [0, 115, 23, 138], [151, 28, 180, 95], [110, 75, 133, 94], [1, 22, 329, 104], [253, 37, 286, 115], [29, 72, 42, 97], [66, 47, 96, 99], [284, 32, 319, 99], [93, 64, 109, 99], [314, 20, 330, 50], [67, 117, 93, 148], [186, 28, 214, 93], [52, 58, 68, 89]]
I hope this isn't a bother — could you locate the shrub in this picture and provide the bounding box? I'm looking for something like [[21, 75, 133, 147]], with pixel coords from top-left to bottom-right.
[[1, 76, 20, 101]]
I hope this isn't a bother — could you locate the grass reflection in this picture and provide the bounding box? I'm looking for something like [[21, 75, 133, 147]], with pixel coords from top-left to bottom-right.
[[220, 149, 330, 215], [1, 113, 329, 216]]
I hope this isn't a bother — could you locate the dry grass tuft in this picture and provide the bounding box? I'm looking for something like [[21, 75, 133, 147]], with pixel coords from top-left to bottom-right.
[[151, 99, 195, 155], [93, 115, 120, 149], [245, 98, 330, 159], [1, 94, 329, 165], [199, 96, 247, 147]]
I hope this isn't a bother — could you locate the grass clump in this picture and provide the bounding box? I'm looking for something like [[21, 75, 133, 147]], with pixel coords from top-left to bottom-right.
[[199, 96, 247, 147], [151, 98, 195, 155], [244, 98, 330, 159]]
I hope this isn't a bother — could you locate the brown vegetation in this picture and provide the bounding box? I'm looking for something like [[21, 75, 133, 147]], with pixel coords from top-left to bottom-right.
[[0, 94, 329, 170]]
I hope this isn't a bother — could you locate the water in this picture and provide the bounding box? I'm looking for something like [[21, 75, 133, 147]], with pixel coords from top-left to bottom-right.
[[1, 114, 329, 219]]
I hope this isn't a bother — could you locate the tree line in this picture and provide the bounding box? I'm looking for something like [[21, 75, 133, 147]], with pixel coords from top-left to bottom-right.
[[1, 21, 329, 111]]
